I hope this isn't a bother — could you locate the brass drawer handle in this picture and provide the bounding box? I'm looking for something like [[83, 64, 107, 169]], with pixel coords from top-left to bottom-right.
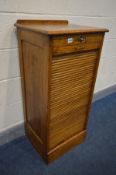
[[78, 35, 86, 42]]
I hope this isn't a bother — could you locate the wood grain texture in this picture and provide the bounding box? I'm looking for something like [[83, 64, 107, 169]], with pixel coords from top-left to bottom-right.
[[15, 19, 68, 25], [48, 51, 98, 149], [17, 29, 49, 160], [22, 41, 47, 141], [52, 33, 103, 55], [47, 130, 86, 163], [15, 20, 108, 35], [15, 19, 108, 164]]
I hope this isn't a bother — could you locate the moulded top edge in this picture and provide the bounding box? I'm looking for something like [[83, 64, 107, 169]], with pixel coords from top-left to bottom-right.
[[15, 19, 109, 35]]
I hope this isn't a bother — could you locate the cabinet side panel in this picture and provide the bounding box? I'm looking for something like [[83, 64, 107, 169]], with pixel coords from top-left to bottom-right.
[[22, 42, 47, 140], [18, 30, 49, 158]]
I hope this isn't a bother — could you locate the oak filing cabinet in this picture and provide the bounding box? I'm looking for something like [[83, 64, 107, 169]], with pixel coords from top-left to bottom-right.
[[15, 20, 108, 164]]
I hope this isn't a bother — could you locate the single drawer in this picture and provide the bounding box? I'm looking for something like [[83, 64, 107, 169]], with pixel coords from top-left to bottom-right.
[[52, 33, 103, 56]]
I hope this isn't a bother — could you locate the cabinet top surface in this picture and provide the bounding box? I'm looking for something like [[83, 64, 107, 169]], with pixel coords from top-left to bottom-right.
[[15, 20, 109, 35]]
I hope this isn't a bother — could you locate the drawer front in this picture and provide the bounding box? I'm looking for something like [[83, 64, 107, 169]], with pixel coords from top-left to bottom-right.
[[52, 33, 103, 56], [48, 51, 98, 149]]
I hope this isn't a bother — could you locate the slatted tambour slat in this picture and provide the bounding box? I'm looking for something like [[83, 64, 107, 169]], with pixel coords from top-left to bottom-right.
[[15, 19, 108, 163], [48, 51, 98, 149]]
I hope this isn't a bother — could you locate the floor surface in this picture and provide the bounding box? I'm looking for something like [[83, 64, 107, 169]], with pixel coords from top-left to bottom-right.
[[0, 93, 116, 175]]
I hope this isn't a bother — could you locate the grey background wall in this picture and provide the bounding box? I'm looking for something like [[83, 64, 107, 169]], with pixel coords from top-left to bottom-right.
[[0, 0, 116, 133]]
